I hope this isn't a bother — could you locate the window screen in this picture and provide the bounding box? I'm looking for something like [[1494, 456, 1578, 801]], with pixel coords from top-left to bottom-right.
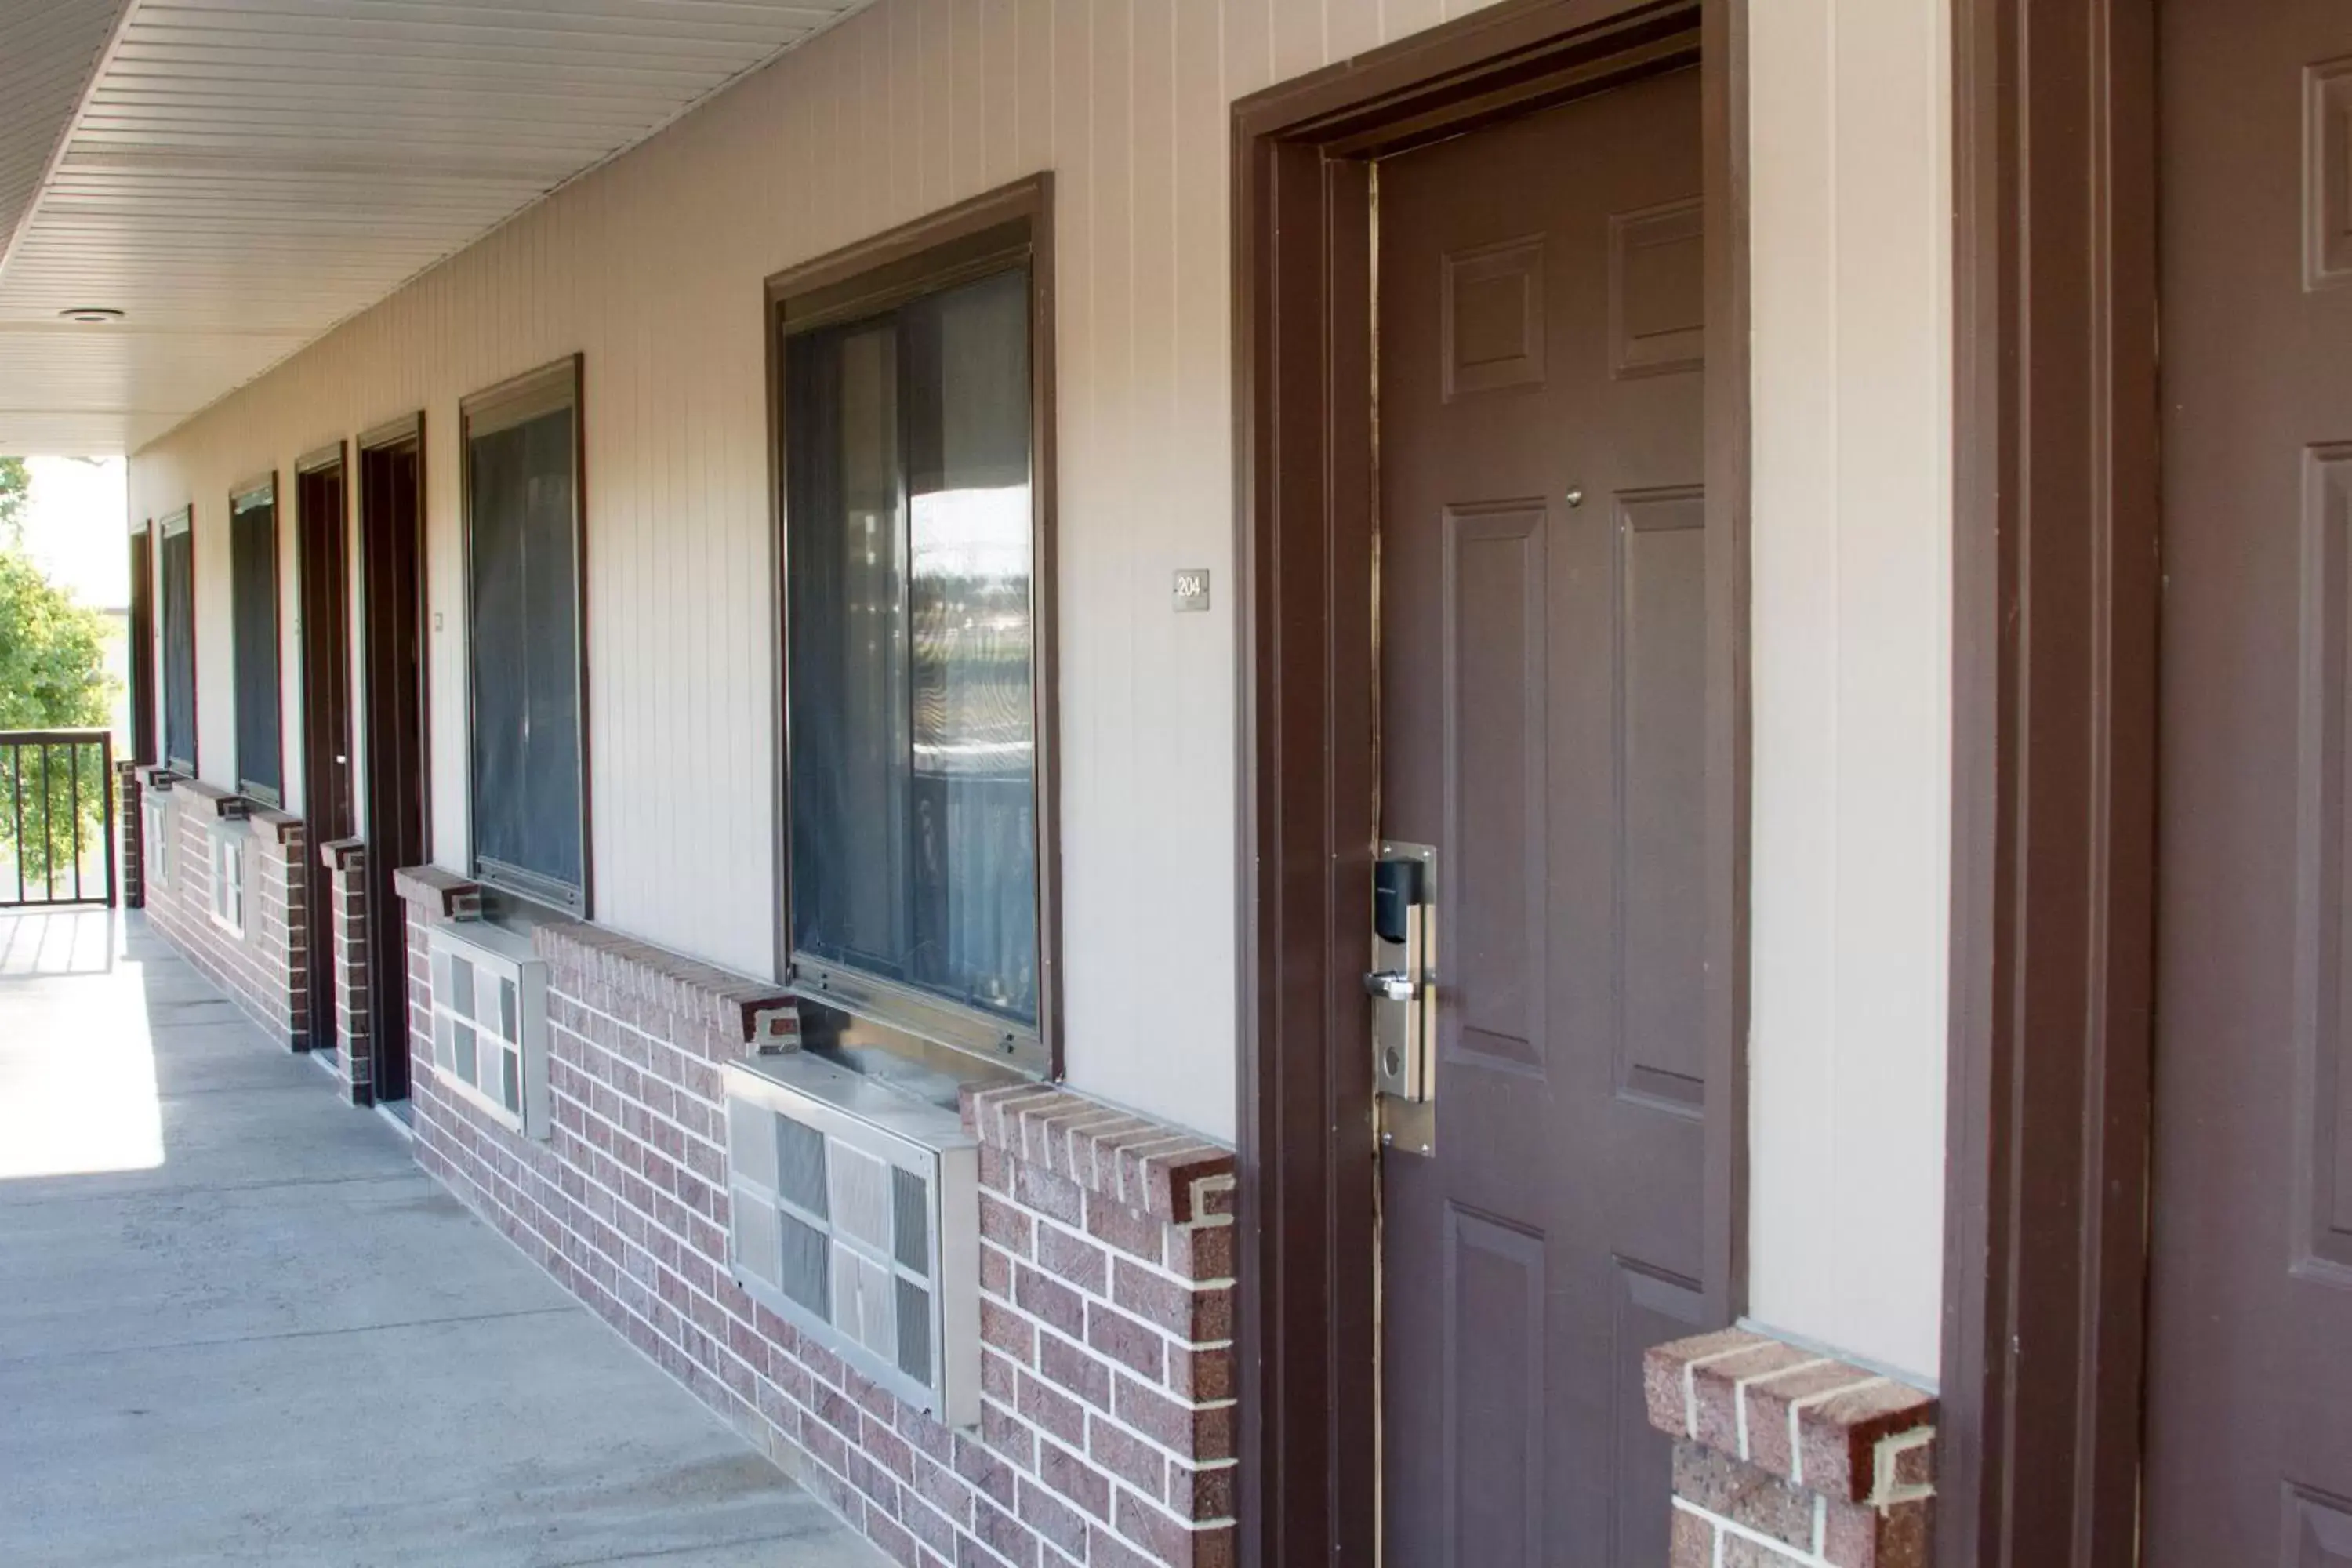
[[464, 362, 586, 911], [785, 261, 1040, 1035], [160, 510, 196, 773], [230, 485, 281, 804]]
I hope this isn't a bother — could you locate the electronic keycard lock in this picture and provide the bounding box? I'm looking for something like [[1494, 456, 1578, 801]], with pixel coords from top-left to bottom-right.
[[1367, 840, 1437, 1155]]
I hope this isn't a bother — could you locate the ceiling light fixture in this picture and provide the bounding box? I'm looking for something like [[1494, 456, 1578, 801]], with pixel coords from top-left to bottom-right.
[[58, 307, 125, 324]]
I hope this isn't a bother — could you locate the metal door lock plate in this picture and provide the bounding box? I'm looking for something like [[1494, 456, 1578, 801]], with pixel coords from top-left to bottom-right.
[[1368, 839, 1437, 1155]]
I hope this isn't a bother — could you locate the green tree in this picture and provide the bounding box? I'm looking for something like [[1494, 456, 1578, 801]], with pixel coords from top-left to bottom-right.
[[0, 456, 117, 896]]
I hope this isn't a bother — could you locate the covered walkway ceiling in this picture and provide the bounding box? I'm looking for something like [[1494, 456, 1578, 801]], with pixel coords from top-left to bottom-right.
[[0, 0, 872, 457]]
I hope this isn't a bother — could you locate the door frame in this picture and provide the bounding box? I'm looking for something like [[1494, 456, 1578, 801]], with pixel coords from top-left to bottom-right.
[[356, 413, 430, 1104], [1230, 2, 1751, 1559], [1939, 1, 2158, 1562], [296, 441, 353, 1055]]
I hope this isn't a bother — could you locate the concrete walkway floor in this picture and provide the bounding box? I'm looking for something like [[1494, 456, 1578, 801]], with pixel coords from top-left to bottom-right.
[[0, 909, 881, 1568]]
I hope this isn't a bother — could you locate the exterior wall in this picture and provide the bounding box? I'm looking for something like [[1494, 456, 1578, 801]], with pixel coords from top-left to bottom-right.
[[136, 771, 307, 1051], [397, 886, 1239, 1568], [124, 0, 1531, 1145], [119, 0, 1959, 1388], [1744, 0, 1953, 1378]]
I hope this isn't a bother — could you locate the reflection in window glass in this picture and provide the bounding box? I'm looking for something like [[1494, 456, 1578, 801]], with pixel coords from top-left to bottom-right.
[[786, 265, 1037, 1029]]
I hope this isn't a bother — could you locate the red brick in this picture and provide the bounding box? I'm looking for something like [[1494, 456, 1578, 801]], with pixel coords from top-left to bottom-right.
[[1020, 1468, 1095, 1552], [1038, 1330, 1112, 1412], [1086, 1301, 1167, 1382], [1691, 1341, 1820, 1457], [1113, 1373, 1233, 1463], [1645, 1327, 1772, 1438], [1744, 1359, 1882, 1479], [1083, 1194, 1164, 1266], [1166, 1222, 1233, 1283], [1795, 1381, 1936, 1503], [1018, 1368, 1088, 1450], [1014, 1265, 1085, 1339], [1013, 1159, 1083, 1228], [980, 1192, 1035, 1258], [1036, 1223, 1108, 1294], [1163, 1343, 1234, 1403], [1113, 1258, 1229, 1345], [1087, 1414, 1167, 1500], [954, 1431, 1019, 1511]]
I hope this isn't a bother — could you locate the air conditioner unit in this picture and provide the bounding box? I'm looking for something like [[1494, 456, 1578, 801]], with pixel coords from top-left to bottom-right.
[[427, 920, 550, 1139], [724, 1055, 979, 1428]]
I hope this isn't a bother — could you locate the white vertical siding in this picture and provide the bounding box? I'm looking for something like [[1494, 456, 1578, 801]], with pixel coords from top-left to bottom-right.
[[126, 0, 1965, 1361], [125, 0, 1516, 1144], [1745, 0, 1952, 1381]]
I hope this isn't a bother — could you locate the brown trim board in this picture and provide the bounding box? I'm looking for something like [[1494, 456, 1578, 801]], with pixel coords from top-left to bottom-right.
[[1940, 0, 2158, 1563], [1229, 2, 1749, 1559]]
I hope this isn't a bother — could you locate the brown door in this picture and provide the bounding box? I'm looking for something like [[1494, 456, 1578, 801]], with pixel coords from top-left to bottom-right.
[[297, 456, 354, 1054], [358, 430, 428, 1104], [1377, 65, 1708, 1565], [2147, 1, 2352, 1556], [128, 527, 156, 769]]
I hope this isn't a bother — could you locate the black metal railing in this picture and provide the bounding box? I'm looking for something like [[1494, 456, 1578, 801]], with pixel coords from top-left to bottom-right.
[[0, 730, 116, 909]]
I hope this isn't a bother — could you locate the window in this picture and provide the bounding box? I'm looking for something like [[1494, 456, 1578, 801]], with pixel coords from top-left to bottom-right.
[[129, 521, 157, 766], [160, 508, 196, 773], [209, 827, 244, 936], [461, 358, 587, 913], [143, 796, 169, 887], [426, 922, 548, 1138], [774, 183, 1055, 1069], [229, 477, 281, 804]]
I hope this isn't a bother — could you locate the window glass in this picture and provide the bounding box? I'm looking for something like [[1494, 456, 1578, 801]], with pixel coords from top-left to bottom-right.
[[161, 513, 196, 773], [465, 372, 585, 909], [229, 488, 281, 803], [786, 264, 1038, 1031]]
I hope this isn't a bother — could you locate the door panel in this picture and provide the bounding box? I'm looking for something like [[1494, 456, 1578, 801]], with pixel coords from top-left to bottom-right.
[[1377, 65, 1706, 1565], [358, 434, 428, 1103], [298, 459, 354, 1054], [2149, 1, 2352, 1558]]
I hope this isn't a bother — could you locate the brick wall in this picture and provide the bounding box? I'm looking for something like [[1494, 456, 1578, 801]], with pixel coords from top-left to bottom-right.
[[316, 839, 369, 1102], [397, 875, 1238, 1568], [137, 770, 307, 1051], [1646, 1328, 1936, 1567], [116, 764, 144, 909]]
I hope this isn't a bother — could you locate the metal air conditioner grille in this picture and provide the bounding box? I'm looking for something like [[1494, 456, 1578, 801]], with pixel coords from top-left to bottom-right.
[[722, 1056, 979, 1425]]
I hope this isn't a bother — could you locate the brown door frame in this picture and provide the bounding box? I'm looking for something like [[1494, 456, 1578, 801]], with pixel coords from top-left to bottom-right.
[[1231, 2, 1750, 1559], [1939, 1, 2158, 1563], [357, 415, 430, 1104], [296, 443, 354, 1055]]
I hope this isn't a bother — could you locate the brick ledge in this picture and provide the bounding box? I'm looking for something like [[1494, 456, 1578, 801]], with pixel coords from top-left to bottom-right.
[[1646, 1327, 1935, 1506], [532, 918, 797, 1050], [962, 1083, 1235, 1229], [393, 863, 481, 920]]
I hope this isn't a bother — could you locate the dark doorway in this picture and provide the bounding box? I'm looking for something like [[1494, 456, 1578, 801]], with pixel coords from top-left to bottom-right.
[[296, 448, 353, 1057], [357, 420, 429, 1105], [127, 524, 156, 768], [1232, 4, 1745, 1561], [1375, 65, 1708, 1565], [2144, 0, 2352, 1554]]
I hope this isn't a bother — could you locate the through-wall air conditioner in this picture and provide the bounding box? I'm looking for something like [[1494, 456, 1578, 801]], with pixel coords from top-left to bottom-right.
[[724, 1055, 979, 1427], [427, 920, 550, 1139]]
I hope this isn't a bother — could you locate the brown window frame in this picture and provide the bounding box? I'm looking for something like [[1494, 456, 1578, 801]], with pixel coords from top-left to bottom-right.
[[457, 355, 593, 917], [127, 518, 157, 767], [764, 174, 1061, 1079], [158, 505, 198, 775], [228, 471, 284, 806]]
